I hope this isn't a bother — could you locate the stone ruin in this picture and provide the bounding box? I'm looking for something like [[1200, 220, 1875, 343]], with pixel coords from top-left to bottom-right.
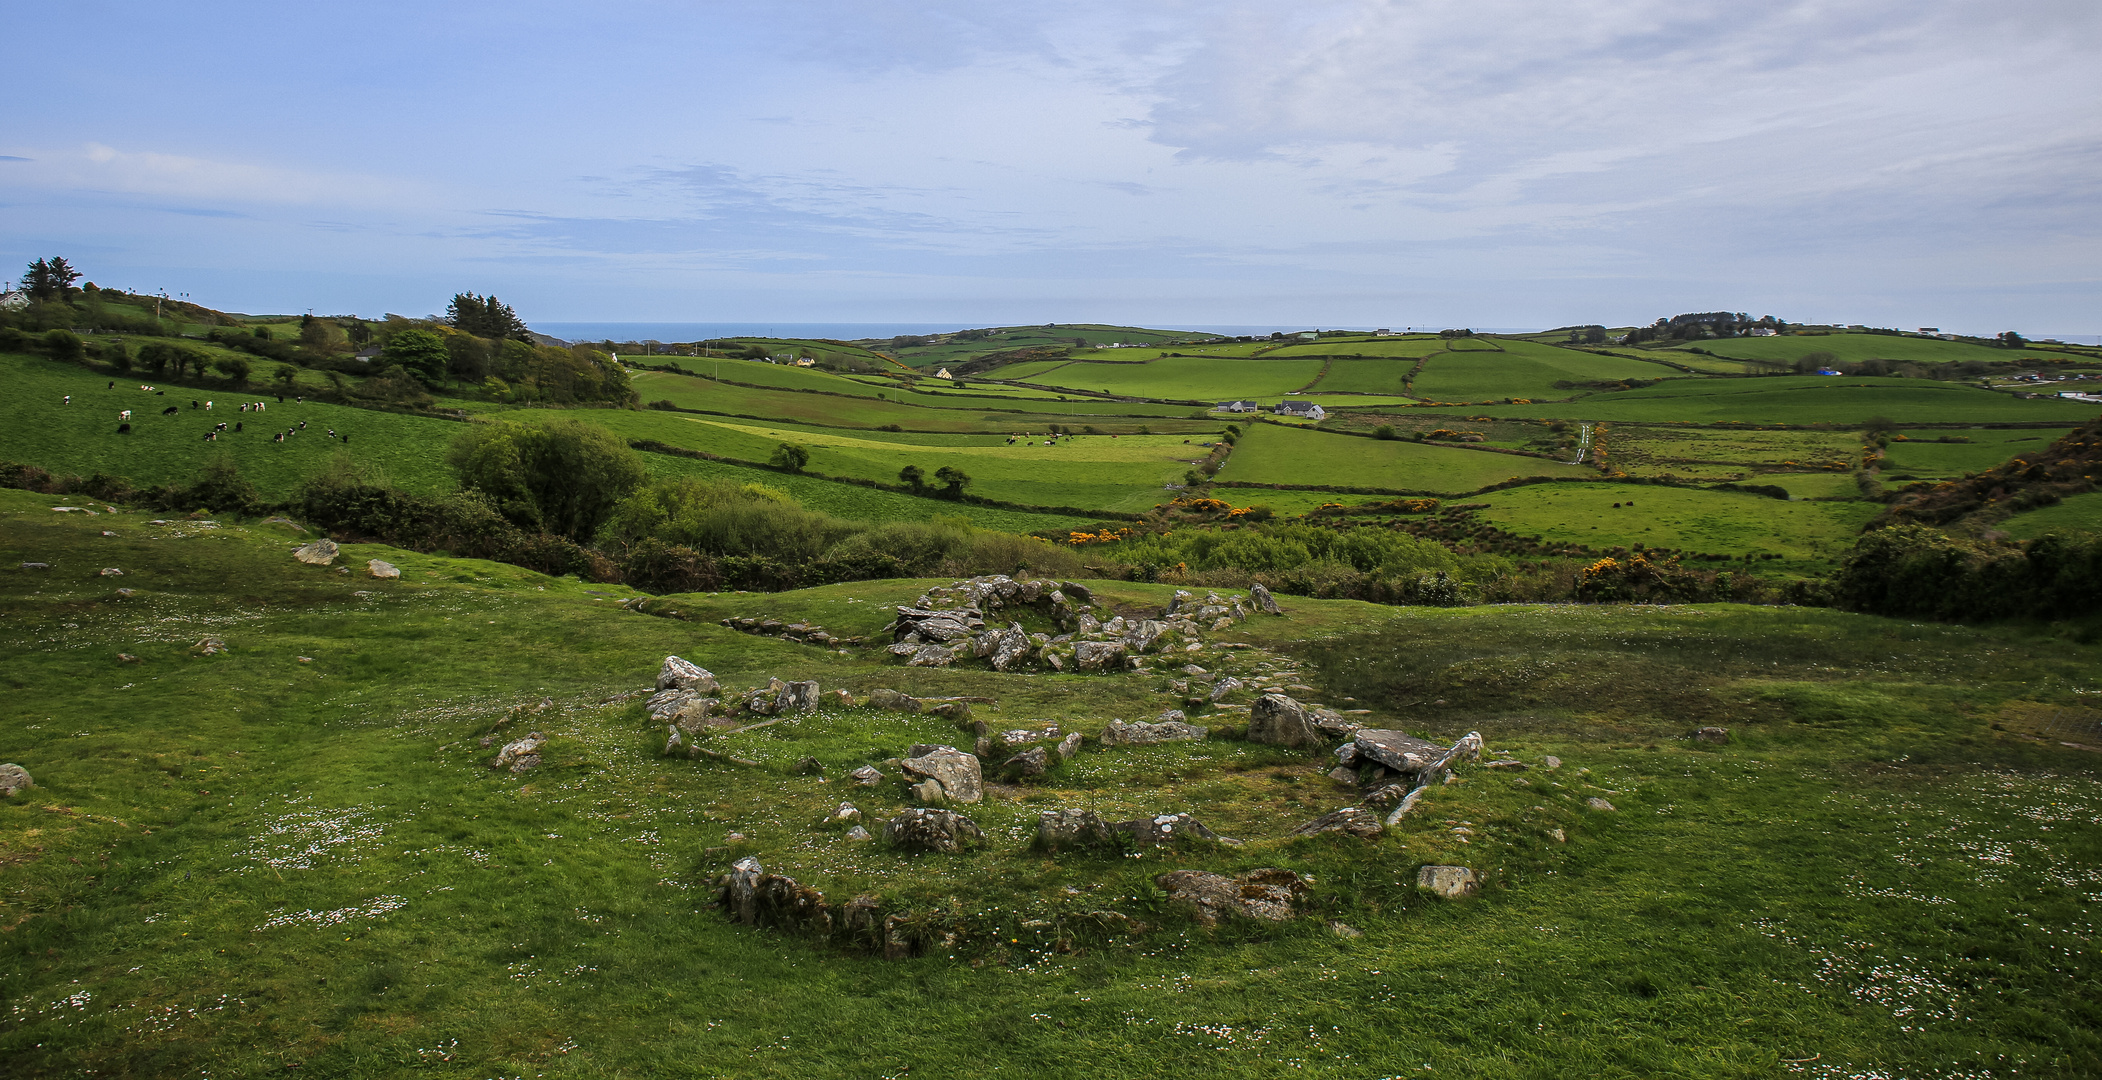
[[718, 616, 865, 649], [883, 575, 1280, 673]]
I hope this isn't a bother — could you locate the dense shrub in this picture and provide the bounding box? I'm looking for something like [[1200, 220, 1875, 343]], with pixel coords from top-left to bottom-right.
[[1831, 524, 2102, 622], [448, 419, 648, 542]]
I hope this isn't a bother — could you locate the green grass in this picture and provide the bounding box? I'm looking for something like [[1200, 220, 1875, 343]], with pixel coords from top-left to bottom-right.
[[1260, 336, 1451, 359], [1471, 481, 1882, 567], [1669, 332, 2024, 367], [1880, 428, 2075, 478], [1764, 472, 1865, 500], [1450, 376, 2102, 425], [2000, 490, 2102, 538], [626, 369, 1212, 431], [524, 409, 1213, 513], [1014, 355, 1327, 401], [1412, 341, 1682, 403], [3, 490, 2098, 1078], [1218, 423, 1595, 494]]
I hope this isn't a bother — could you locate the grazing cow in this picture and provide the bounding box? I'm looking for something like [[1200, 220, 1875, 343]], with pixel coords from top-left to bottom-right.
[[202, 432, 215, 441], [234, 421, 242, 432], [214, 422, 228, 432], [273, 433, 284, 443], [205, 401, 213, 410], [326, 429, 335, 437], [154, 390, 163, 395], [161, 406, 178, 416], [117, 423, 131, 434], [107, 381, 115, 389], [191, 400, 200, 409], [63, 395, 71, 404], [341, 434, 349, 444], [119, 410, 131, 421], [298, 420, 307, 430]]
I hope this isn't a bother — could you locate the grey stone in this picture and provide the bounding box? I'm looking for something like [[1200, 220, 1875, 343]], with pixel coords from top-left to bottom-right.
[[99, 567, 123, 577], [20, 562, 49, 570], [663, 726, 685, 757], [1693, 726, 1730, 744], [1074, 640, 1129, 672], [1290, 806, 1384, 839], [1209, 676, 1242, 702], [1586, 797, 1616, 812], [927, 700, 973, 726], [849, 765, 884, 786], [1035, 808, 1115, 851], [1113, 812, 1223, 846], [292, 539, 339, 566], [490, 731, 545, 774], [1059, 580, 1094, 605], [1544, 755, 1562, 769], [1156, 709, 1187, 724], [778, 680, 820, 713], [1098, 718, 1208, 746], [906, 644, 956, 667], [868, 688, 923, 713], [900, 746, 983, 804], [1156, 867, 1306, 926], [1055, 732, 1083, 762], [844, 825, 872, 842], [1003, 747, 1050, 778], [657, 656, 719, 694], [1326, 766, 1360, 786], [1249, 582, 1281, 614], [829, 802, 862, 824], [0, 763, 33, 797], [1416, 865, 1480, 899], [1249, 694, 1327, 748], [367, 559, 400, 579], [882, 808, 985, 853]]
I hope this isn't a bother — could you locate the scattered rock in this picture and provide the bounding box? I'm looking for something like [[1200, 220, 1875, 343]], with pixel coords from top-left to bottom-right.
[[1002, 747, 1050, 778], [114, 588, 135, 597], [117, 653, 141, 664], [658, 656, 720, 694], [777, 680, 820, 713], [1693, 726, 1730, 744], [1416, 865, 1480, 899], [844, 825, 871, 842], [1098, 718, 1208, 746], [1290, 806, 1384, 839], [192, 637, 226, 656], [927, 700, 973, 726], [1155, 709, 1188, 723], [868, 688, 924, 713], [1156, 867, 1306, 926], [1208, 677, 1242, 702], [1549, 828, 1566, 843], [1035, 808, 1116, 851], [1586, 797, 1616, 812], [905, 644, 956, 668], [899, 746, 983, 804], [793, 755, 825, 776], [20, 562, 49, 570], [1073, 640, 1130, 672], [0, 764, 33, 797], [1484, 759, 1529, 771], [1544, 755, 1562, 769], [1115, 812, 1224, 847], [99, 567, 123, 577], [663, 726, 685, 757], [849, 765, 883, 786], [292, 539, 339, 566], [829, 802, 862, 824], [1329, 921, 1363, 939], [491, 732, 546, 774], [1249, 694, 1326, 748], [1249, 582, 1281, 614], [882, 808, 985, 853], [1054, 732, 1083, 762], [367, 559, 400, 579]]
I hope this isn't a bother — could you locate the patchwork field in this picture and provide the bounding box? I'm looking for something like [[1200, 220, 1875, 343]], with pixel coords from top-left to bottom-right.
[[1472, 482, 1883, 567], [1666, 333, 2031, 367], [1216, 423, 1594, 494], [2000, 491, 2102, 539], [1012, 355, 1327, 401], [1411, 340, 1676, 402], [1880, 428, 2075, 478], [626, 369, 1212, 431], [1450, 376, 2100, 425]]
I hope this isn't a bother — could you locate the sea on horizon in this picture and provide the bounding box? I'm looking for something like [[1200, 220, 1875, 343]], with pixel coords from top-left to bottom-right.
[[532, 321, 1545, 344]]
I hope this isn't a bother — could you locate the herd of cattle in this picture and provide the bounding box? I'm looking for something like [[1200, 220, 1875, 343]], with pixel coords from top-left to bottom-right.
[[83, 383, 348, 445]]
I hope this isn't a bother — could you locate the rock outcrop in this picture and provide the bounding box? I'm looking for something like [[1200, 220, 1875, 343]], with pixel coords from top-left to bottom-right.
[[1156, 868, 1307, 926], [1249, 694, 1327, 748], [882, 808, 986, 853], [1416, 865, 1480, 899], [0, 763, 33, 797], [1098, 718, 1208, 746], [899, 746, 983, 804]]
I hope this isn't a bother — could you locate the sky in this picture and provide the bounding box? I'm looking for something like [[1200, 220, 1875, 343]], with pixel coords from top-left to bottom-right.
[[4, 0, 2098, 335]]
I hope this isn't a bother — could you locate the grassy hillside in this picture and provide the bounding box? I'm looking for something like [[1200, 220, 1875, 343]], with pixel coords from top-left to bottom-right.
[[2, 490, 2096, 1077], [1448, 376, 2100, 425], [1411, 340, 1679, 403], [1667, 332, 2028, 367], [2001, 490, 2102, 537], [1471, 482, 1882, 569], [1217, 423, 1594, 493]]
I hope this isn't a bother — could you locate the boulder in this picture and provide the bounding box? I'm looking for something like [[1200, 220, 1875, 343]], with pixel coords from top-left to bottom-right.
[[989, 623, 1034, 671], [849, 765, 884, 786], [1586, 797, 1616, 812], [0, 764, 33, 797], [724, 857, 832, 932], [906, 645, 955, 668], [367, 559, 400, 579], [1249, 694, 1326, 748], [793, 755, 824, 776], [1351, 729, 1447, 772], [657, 656, 719, 694], [1035, 808, 1115, 851], [1156, 709, 1187, 724], [663, 726, 685, 757], [882, 808, 985, 853], [829, 802, 862, 825], [1208, 677, 1242, 702], [927, 700, 973, 726], [1073, 640, 1129, 672], [292, 539, 339, 566], [1155, 868, 1306, 927], [1054, 732, 1083, 762], [868, 688, 923, 713], [99, 567, 123, 577], [1289, 806, 1384, 839], [1121, 619, 1170, 653], [899, 746, 983, 804], [1416, 865, 1480, 899], [909, 778, 947, 804], [1098, 718, 1208, 746], [1249, 582, 1281, 614], [844, 825, 872, 842], [1693, 726, 1730, 744], [778, 680, 820, 713], [490, 732, 545, 774], [1113, 812, 1222, 846], [1059, 580, 1094, 605], [1544, 755, 1562, 769], [1002, 747, 1050, 778]]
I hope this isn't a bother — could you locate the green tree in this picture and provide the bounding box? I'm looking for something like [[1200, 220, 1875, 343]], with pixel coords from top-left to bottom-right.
[[273, 364, 299, 388], [934, 465, 970, 498], [898, 464, 926, 491], [298, 313, 332, 351], [445, 293, 531, 341], [212, 354, 252, 386], [21, 257, 81, 303], [43, 329, 83, 360], [384, 328, 451, 385], [447, 419, 647, 542], [770, 442, 811, 472], [106, 341, 132, 372], [1996, 330, 2028, 349]]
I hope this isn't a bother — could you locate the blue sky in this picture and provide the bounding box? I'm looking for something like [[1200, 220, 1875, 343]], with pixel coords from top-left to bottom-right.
[[4, 1, 2097, 334]]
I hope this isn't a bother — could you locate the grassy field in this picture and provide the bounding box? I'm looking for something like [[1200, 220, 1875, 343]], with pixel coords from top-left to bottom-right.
[[523, 409, 1212, 513], [1472, 481, 1882, 567], [627, 370, 1213, 432], [1411, 341, 1677, 403], [1880, 428, 2076, 478], [1451, 376, 2101, 425], [1999, 491, 2102, 538], [2, 490, 2097, 1078], [1216, 423, 1595, 494], [1667, 332, 2026, 367], [1259, 336, 1451, 359], [1015, 355, 1327, 402]]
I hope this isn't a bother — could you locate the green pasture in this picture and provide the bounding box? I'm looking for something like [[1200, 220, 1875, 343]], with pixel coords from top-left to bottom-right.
[[1216, 423, 1594, 494], [1765, 472, 1865, 500], [2000, 491, 2102, 538], [626, 370, 1208, 433], [1016, 355, 1327, 402], [1605, 425, 1862, 477], [885, 324, 1207, 367], [1452, 376, 2101, 425], [1260, 336, 1450, 359], [629, 451, 1093, 533], [3, 492, 2098, 1078], [1880, 428, 2075, 477], [1298, 358, 1419, 395], [1412, 341, 1684, 403], [1472, 481, 1881, 566], [647, 357, 897, 398], [0, 350, 463, 496], [1669, 332, 2019, 367]]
